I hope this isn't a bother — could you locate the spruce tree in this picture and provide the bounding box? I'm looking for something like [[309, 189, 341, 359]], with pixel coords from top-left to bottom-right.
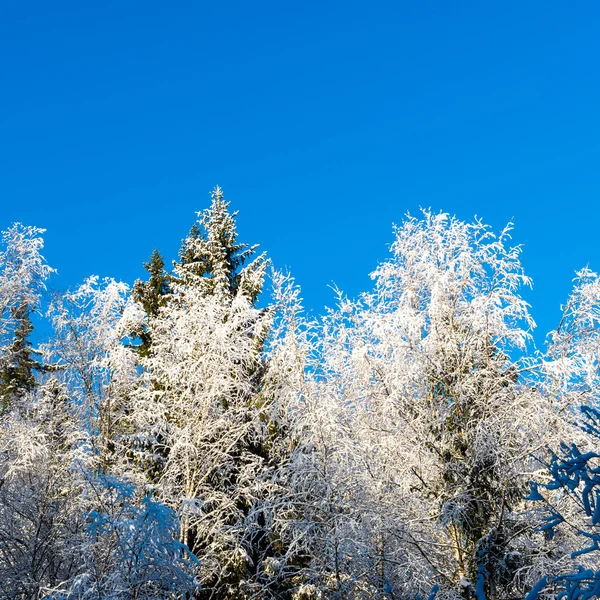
[[0, 223, 54, 413], [131, 187, 299, 598], [132, 249, 171, 357], [175, 185, 265, 303], [0, 303, 41, 412]]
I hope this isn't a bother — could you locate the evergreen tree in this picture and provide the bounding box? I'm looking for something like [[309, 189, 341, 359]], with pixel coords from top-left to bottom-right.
[[132, 249, 171, 357], [0, 223, 53, 413], [131, 187, 301, 598], [0, 303, 41, 411], [175, 185, 265, 303]]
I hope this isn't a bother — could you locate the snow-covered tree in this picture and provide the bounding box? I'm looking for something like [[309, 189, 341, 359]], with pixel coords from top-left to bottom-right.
[[0, 386, 199, 600], [526, 407, 600, 600], [130, 187, 303, 598], [132, 248, 171, 358], [44, 473, 199, 600], [0, 377, 84, 599], [522, 267, 600, 600], [296, 210, 567, 599], [44, 276, 142, 474], [543, 267, 600, 406], [0, 223, 54, 410]]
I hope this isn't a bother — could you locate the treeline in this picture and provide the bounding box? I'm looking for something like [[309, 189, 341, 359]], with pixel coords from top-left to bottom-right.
[[0, 187, 599, 600]]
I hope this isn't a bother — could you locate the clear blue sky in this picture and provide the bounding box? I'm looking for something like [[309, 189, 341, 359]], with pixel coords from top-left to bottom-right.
[[1, 1, 599, 345]]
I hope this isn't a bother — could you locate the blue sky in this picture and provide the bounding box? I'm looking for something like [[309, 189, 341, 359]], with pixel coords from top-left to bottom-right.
[[1, 1, 600, 346]]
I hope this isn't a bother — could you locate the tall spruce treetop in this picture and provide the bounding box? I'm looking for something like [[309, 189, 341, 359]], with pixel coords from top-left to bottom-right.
[[131, 187, 281, 598], [175, 185, 266, 304]]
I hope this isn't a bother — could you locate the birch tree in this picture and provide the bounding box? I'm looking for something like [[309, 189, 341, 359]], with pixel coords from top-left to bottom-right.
[[44, 276, 142, 474], [302, 211, 569, 599]]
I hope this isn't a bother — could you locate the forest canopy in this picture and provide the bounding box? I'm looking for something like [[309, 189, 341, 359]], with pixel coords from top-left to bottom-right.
[[1, 187, 599, 600]]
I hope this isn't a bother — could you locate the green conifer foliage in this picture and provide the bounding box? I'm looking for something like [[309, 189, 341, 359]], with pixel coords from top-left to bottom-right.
[[175, 185, 266, 304], [0, 303, 41, 412], [132, 249, 171, 357], [0, 223, 53, 413]]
